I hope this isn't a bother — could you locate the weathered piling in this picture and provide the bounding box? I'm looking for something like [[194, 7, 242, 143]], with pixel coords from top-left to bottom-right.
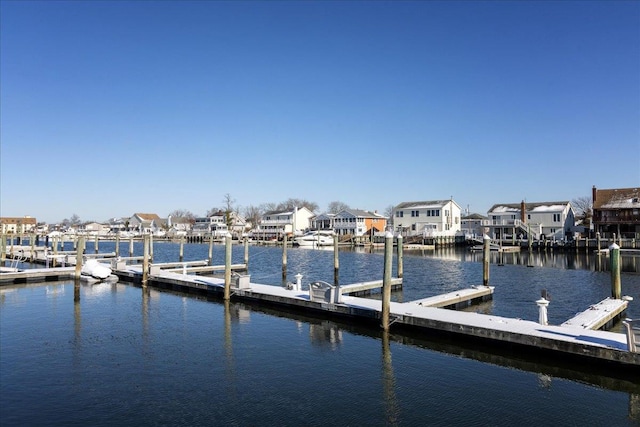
[[150, 233, 154, 262], [244, 237, 249, 269], [94, 235, 99, 254], [382, 231, 393, 331], [334, 234, 339, 285], [129, 237, 134, 257], [142, 234, 150, 286], [282, 234, 288, 283], [52, 236, 58, 268], [483, 234, 490, 286], [30, 234, 35, 262], [224, 233, 232, 300], [597, 232, 601, 252], [208, 235, 214, 265], [610, 243, 621, 299], [75, 236, 85, 279], [115, 234, 120, 257], [397, 234, 403, 279], [1, 233, 6, 264], [179, 236, 185, 262]]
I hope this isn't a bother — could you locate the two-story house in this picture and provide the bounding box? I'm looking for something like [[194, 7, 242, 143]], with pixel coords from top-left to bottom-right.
[[392, 200, 462, 237], [333, 209, 387, 237], [592, 186, 640, 238], [256, 207, 315, 239], [310, 213, 336, 231], [0, 216, 37, 234], [128, 213, 163, 235], [486, 201, 575, 241], [461, 213, 489, 240]]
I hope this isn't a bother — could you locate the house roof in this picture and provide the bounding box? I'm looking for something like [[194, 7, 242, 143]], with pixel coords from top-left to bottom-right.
[[337, 209, 386, 219], [487, 202, 569, 213], [462, 213, 487, 220], [395, 200, 455, 209], [0, 216, 37, 225], [134, 213, 161, 221], [593, 187, 640, 210]]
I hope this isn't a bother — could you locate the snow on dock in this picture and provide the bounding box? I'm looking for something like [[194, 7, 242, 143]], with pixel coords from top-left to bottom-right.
[[411, 286, 494, 308], [561, 297, 631, 330]]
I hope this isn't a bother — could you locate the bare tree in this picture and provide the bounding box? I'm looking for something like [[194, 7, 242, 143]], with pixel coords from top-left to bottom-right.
[[244, 205, 263, 231], [572, 196, 592, 227], [384, 205, 395, 218], [276, 198, 319, 213], [327, 201, 350, 214], [206, 207, 221, 217], [69, 214, 81, 226], [223, 193, 236, 228], [168, 209, 196, 223]]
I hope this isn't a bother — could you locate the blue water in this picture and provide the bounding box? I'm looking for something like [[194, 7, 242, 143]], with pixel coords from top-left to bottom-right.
[[2, 241, 640, 426]]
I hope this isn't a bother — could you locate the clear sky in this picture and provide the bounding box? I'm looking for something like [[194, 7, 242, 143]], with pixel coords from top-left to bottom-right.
[[1, 0, 639, 224]]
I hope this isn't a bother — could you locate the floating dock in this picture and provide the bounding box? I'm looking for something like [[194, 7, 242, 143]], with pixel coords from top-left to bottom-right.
[[561, 297, 631, 330]]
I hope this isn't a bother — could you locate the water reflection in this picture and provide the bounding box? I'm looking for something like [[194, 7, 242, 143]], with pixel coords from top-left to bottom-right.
[[309, 320, 342, 351], [382, 331, 399, 427]]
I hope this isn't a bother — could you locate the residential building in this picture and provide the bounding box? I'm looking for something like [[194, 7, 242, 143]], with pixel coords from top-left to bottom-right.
[[128, 213, 163, 235], [78, 222, 110, 236], [0, 216, 37, 234], [256, 207, 315, 238], [310, 213, 335, 231], [392, 200, 462, 237], [486, 201, 576, 240], [461, 213, 489, 240], [592, 186, 640, 238], [333, 209, 387, 237]]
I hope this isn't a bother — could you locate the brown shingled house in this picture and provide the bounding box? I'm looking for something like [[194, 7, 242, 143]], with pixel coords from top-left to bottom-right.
[[592, 186, 640, 238]]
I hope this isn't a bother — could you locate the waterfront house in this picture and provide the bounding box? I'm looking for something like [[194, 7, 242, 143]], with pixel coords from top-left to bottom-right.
[[127, 213, 163, 235], [78, 222, 110, 236], [0, 216, 37, 234], [310, 213, 336, 231], [486, 201, 576, 241], [592, 186, 640, 239], [256, 207, 315, 239], [392, 199, 462, 238], [461, 213, 490, 240], [333, 209, 387, 237]]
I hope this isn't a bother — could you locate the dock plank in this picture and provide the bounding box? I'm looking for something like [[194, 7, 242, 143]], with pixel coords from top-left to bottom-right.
[[411, 286, 494, 308], [560, 297, 629, 330]]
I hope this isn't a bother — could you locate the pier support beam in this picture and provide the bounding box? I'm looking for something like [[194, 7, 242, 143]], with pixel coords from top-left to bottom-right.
[[282, 233, 288, 284], [382, 231, 393, 331], [115, 234, 120, 257], [179, 236, 184, 262], [142, 234, 150, 286], [334, 233, 339, 285], [208, 235, 214, 265], [397, 234, 403, 279], [483, 234, 490, 286], [224, 233, 232, 300], [244, 237, 249, 269], [129, 237, 134, 257], [610, 243, 621, 299], [75, 236, 85, 279]]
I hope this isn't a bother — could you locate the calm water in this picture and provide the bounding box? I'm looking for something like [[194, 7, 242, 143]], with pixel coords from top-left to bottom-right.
[[2, 242, 640, 426]]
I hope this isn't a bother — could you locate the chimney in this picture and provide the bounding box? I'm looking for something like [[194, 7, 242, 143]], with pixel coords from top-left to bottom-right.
[[592, 185, 597, 204], [521, 200, 526, 223]]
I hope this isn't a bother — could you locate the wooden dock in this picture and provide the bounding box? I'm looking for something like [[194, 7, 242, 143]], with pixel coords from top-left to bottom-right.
[[340, 278, 403, 295], [0, 266, 75, 283], [561, 297, 631, 330], [411, 286, 494, 309], [104, 267, 639, 369]]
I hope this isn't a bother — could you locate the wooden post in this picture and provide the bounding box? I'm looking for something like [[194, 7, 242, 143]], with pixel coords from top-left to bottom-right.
[[610, 243, 621, 299], [596, 232, 601, 253], [381, 231, 393, 331], [483, 234, 490, 286], [282, 233, 288, 284], [149, 233, 154, 262], [1, 233, 6, 264], [94, 235, 99, 254], [224, 233, 232, 300], [334, 233, 339, 285], [52, 236, 58, 268], [30, 234, 35, 262], [396, 234, 403, 279], [115, 233, 120, 257], [244, 237, 249, 269], [142, 234, 150, 286], [75, 236, 85, 279], [129, 236, 134, 257], [208, 234, 214, 265], [179, 236, 185, 262]]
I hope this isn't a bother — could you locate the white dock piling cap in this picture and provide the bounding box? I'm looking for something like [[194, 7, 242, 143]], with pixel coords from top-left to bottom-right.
[[385, 231, 394, 239], [609, 243, 620, 250], [483, 234, 491, 240]]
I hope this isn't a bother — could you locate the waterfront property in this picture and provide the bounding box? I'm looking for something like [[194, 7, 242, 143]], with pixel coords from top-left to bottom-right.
[[592, 186, 640, 239]]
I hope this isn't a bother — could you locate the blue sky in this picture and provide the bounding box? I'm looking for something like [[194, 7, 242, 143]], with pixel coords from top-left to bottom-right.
[[1, 1, 639, 224]]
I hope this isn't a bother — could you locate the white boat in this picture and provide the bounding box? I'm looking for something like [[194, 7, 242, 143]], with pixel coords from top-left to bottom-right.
[[293, 230, 335, 248], [81, 259, 118, 283]]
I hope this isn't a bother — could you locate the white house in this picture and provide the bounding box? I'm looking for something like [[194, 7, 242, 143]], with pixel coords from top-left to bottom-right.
[[333, 209, 387, 237], [256, 207, 315, 238], [486, 201, 576, 240], [128, 213, 163, 235], [392, 199, 462, 237], [461, 213, 490, 240], [310, 213, 336, 231], [78, 222, 110, 236]]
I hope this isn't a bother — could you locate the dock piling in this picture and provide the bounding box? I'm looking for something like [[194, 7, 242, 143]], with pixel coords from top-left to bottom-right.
[[282, 234, 288, 284], [483, 234, 490, 286], [244, 237, 249, 269], [115, 234, 120, 257], [75, 236, 85, 279], [208, 235, 214, 265], [610, 243, 621, 299], [382, 231, 393, 331], [179, 236, 184, 262], [334, 234, 339, 285], [142, 234, 150, 286], [224, 233, 232, 300], [397, 234, 403, 279]]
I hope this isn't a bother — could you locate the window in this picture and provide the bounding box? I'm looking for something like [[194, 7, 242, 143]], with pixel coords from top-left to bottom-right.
[[411, 210, 419, 217], [553, 214, 560, 222], [396, 211, 404, 218]]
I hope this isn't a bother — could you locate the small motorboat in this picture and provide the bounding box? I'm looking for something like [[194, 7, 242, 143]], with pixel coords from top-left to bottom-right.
[[81, 259, 118, 283]]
